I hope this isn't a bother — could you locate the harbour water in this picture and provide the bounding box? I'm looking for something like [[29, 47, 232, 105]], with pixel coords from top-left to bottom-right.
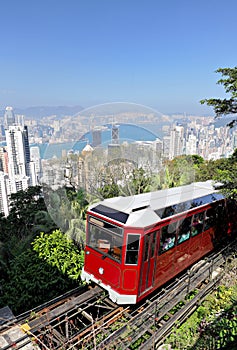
[[35, 123, 164, 159]]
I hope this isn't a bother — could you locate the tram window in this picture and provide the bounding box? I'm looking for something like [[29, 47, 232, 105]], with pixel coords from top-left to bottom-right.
[[191, 212, 204, 236], [160, 223, 176, 253], [204, 208, 216, 231], [177, 216, 191, 244], [125, 234, 140, 265], [216, 203, 226, 222], [88, 218, 123, 262]]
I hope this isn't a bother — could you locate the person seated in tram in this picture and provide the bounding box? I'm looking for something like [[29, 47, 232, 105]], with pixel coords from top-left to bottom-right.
[[178, 231, 190, 243], [191, 215, 203, 235], [162, 235, 175, 251]]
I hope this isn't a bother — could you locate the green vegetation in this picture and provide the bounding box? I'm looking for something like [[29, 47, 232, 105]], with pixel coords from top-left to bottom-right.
[[0, 186, 86, 314], [201, 66, 237, 127], [200, 66, 237, 200], [0, 186, 56, 279], [0, 242, 79, 314], [33, 230, 84, 280], [0, 126, 236, 347], [98, 152, 237, 199], [165, 258, 237, 349], [95, 147, 237, 349], [0, 228, 84, 314]]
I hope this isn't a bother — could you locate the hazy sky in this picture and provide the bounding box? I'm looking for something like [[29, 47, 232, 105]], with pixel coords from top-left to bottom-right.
[[0, 0, 236, 115]]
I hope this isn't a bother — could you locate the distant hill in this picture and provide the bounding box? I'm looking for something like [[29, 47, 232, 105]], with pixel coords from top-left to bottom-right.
[[0, 105, 84, 120]]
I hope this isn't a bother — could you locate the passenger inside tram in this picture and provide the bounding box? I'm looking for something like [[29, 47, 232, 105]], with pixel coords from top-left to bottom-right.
[[162, 235, 175, 251]]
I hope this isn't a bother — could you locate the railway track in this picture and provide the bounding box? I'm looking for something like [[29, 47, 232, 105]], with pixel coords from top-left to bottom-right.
[[96, 239, 236, 349], [0, 239, 236, 350], [0, 285, 119, 349], [0, 285, 89, 332], [94, 247, 226, 349]]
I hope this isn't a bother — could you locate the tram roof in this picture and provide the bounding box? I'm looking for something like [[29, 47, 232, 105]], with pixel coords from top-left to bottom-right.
[[89, 181, 224, 227]]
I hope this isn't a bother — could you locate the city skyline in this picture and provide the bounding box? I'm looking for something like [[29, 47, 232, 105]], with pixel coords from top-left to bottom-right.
[[0, 0, 237, 115], [0, 104, 236, 216]]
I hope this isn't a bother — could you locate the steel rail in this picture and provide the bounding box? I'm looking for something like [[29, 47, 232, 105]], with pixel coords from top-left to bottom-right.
[[1, 239, 236, 349], [0, 285, 88, 332], [0, 286, 105, 350], [97, 239, 236, 349]]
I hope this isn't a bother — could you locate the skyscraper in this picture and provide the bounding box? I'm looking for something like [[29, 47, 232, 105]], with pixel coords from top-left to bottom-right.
[[0, 106, 40, 215], [0, 172, 10, 216], [111, 124, 119, 144], [4, 106, 16, 129], [0, 147, 8, 173], [186, 133, 197, 155], [162, 136, 171, 159], [30, 146, 42, 182], [6, 125, 31, 179], [170, 125, 185, 159], [92, 128, 102, 147]]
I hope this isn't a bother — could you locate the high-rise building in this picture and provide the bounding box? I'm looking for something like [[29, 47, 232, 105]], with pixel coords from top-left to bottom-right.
[[186, 134, 197, 155], [30, 146, 42, 182], [4, 106, 16, 129], [6, 125, 31, 180], [155, 139, 163, 157], [92, 128, 102, 147], [0, 172, 10, 216], [170, 125, 185, 159], [5, 124, 32, 193], [162, 136, 171, 159], [0, 147, 8, 173], [232, 130, 237, 150], [0, 108, 35, 214], [9, 175, 29, 193], [111, 125, 119, 144]]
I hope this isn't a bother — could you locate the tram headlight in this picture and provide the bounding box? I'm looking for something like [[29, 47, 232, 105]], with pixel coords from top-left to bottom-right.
[[99, 267, 104, 275]]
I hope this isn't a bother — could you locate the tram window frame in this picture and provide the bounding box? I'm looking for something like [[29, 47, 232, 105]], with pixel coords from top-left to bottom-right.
[[216, 202, 226, 223], [143, 231, 157, 261], [191, 212, 204, 236], [177, 216, 192, 244], [150, 231, 157, 258], [160, 222, 177, 254], [143, 235, 149, 261], [125, 234, 140, 265], [87, 216, 123, 263], [204, 208, 216, 231]]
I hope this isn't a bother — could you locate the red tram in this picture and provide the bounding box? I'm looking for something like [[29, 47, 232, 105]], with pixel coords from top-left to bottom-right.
[[81, 181, 235, 304]]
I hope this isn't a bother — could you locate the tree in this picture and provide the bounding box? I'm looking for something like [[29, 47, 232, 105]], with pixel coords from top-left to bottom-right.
[[32, 230, 84, 280], [200, 67, 237, 199], [200, 66, 237, 127], [67, 187, 89, 220], [98, 181, 120, 199], [213, 152, 237, 200], [161, 155, 204, 188], [195, 158, 228, 182], [0, 248, 78, 314], [0, 229, 84, 314], [126, 167, 152, 194], [0, 186, 56, 274], [6, 186, 48, 239]]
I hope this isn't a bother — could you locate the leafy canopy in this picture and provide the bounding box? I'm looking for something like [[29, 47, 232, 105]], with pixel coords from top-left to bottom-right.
[[200, 66, 237, 127], [32, 229, 84, 280], [0, 229, 84, 314]]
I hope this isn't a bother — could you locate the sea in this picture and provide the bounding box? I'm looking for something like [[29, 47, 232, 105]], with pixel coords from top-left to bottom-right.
[[33, 123, 164, 160]]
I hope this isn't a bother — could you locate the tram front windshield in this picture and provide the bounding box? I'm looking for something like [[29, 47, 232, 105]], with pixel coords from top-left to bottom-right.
[[88, 216, 123, 262]]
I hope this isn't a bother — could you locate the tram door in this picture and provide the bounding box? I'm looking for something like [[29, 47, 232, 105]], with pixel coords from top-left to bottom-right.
[[139, 231, 157, 295]]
